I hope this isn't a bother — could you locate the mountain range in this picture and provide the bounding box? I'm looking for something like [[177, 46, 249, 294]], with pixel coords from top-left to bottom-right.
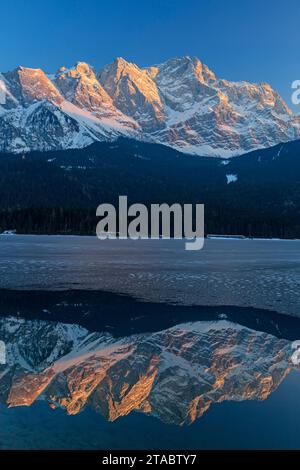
[[1, 56, 299, 157], [0, 312, 298, 425]]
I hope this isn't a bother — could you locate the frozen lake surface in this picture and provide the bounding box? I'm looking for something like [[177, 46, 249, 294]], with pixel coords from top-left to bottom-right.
[[0, 235, 300, 449], [0, 235, 299, 316]]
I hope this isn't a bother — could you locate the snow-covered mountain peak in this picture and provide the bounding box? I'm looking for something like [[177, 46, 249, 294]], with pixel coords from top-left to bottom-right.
[[73, 61, 95, 76], [56, 62, 96, 80], [218, 79, 292, 116], [53, 60, 139, 135], [0, 56, 299, 156], [112, 56, 135, 71], [0, 62, 140, 153], [55, 61, 112, 109], [154, 55, 217, 85], [4, 66, 63, 107], [99, 57, 165, 131]]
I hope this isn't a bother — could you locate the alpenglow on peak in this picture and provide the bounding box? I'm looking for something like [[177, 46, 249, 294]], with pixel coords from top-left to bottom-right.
[[0, 56, 299, 157]]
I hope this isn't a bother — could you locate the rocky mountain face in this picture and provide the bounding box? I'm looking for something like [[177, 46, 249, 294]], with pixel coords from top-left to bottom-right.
[[0, 315, 298, 425], [0, 57, 299, 157], [0, 65, 139, 154]]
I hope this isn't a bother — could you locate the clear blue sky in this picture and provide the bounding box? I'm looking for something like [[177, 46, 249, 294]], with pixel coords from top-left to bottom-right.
[[1, 0, 299, 109]]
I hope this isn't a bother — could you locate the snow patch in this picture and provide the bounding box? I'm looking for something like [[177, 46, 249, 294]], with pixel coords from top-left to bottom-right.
[[226, 174, 238, 184]]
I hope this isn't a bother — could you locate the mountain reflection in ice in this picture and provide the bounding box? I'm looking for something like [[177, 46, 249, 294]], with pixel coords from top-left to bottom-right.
[[0, 305, 299, 426]]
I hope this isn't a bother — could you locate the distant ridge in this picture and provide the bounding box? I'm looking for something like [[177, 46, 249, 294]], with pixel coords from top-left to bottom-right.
[[0, 138, 299, 238]]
